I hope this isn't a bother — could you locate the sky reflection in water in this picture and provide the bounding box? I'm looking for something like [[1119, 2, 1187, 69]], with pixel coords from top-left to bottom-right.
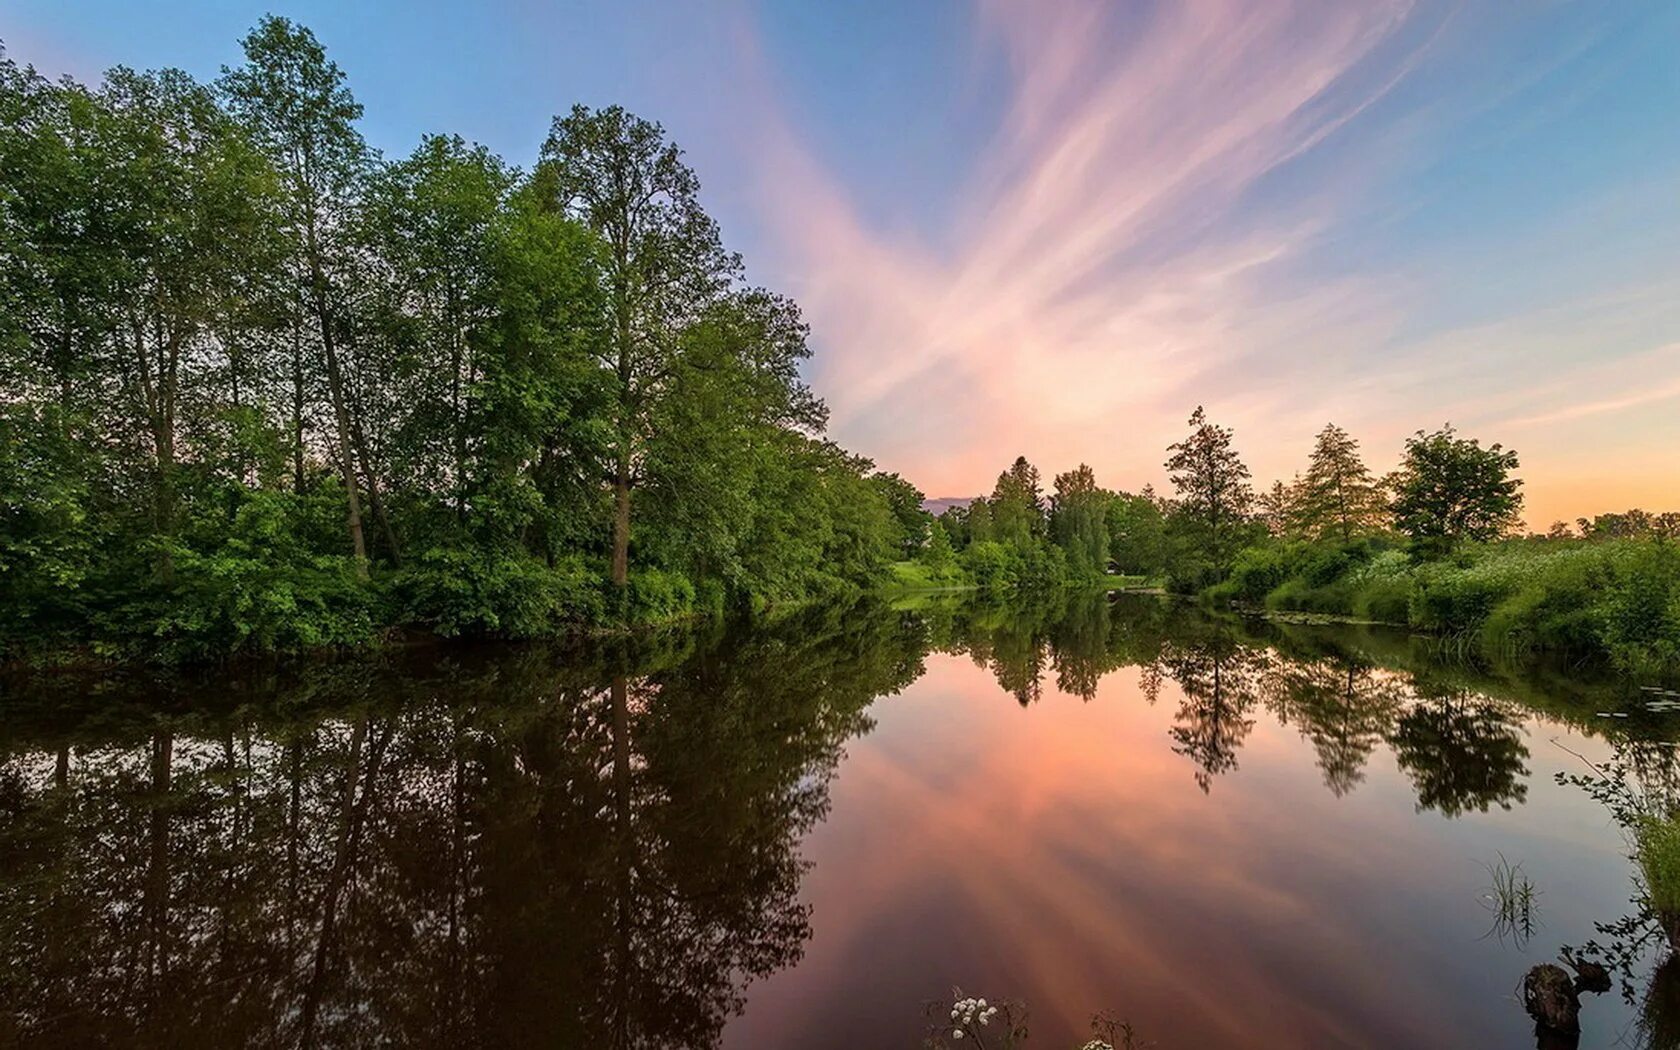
[[0, 596, 1671, 1049]]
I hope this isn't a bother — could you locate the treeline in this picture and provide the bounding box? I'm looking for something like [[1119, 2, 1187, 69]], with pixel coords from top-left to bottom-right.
[[924, 410, 1680, 673], [0, 19, 923, 660]]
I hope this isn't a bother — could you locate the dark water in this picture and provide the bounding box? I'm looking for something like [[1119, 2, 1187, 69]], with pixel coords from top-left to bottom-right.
[[2, 594, 1676, 1049]]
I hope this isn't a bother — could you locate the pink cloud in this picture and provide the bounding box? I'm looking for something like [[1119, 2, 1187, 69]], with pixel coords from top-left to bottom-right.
[[724, 1, 1441, 496]]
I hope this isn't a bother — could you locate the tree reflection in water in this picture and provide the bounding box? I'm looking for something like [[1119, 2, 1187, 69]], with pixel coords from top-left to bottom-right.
[[0, 606, 919, 1047], [0, 593, 1659, 1046]]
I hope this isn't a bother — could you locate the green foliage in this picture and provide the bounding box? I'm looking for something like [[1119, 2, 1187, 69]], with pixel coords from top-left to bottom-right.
[[0, 23, 913, 662], [1194, 532, 1680, 671], [1105, 489, 1167, 578], [1638, 815, 1680, 917], [1164, 406, 1254, 574], [1389, 425, 1523, 557], [393, 547, 601, 638], [1294, 423, 1387, 541], [119, 490, 379, 660], [1051, 464, 1108, 578]]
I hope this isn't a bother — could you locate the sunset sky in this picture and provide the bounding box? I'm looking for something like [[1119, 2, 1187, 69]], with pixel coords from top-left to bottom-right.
[[9, 1, 1679, 526]]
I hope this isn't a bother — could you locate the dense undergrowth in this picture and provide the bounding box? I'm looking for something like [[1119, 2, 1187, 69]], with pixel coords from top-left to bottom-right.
[[1207, 536, 1680, 675]]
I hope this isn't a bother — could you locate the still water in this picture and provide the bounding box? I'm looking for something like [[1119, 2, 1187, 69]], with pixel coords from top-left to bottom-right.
[[1, 594, 1675, 1048]]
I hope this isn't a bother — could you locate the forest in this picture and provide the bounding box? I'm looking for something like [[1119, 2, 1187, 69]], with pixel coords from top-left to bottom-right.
[[2, 18, 1676, 675], [923, 412, 1680, 675], [0, 18, 924, 661]]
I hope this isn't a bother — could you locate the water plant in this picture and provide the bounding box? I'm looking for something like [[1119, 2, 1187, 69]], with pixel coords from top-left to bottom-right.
[[1480, 852, 1541, 947], [922, 994, 1149, 1049]]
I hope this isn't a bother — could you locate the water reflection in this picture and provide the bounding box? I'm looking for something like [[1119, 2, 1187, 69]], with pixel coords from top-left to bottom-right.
[[0, 594, 1671, 1047]]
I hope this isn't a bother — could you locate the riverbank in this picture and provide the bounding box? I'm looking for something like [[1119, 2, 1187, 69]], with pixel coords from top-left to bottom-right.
[[1201, 536, 1680, 676]]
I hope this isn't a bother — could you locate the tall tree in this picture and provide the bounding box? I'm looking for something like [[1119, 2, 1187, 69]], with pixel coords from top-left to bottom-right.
[[220, 16, 376, 576], [1051, 464, 1108, 577], [1164, 406, 1254, 574], [1106, 487, 1167, 577], [870, 471, 929, 558], [96, 67, 280, 580], [1258, 477, 1302, 539], [1295, 423, 1385, 542], [1388, 425, 1522, 557], [990, 456, 1043, 548], [537, 105, 738, 603]]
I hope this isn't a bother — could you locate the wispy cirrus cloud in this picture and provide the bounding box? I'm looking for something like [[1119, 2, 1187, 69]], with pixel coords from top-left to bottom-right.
[[729, 0, 1451, 493], [710, 0, 1679, 525]]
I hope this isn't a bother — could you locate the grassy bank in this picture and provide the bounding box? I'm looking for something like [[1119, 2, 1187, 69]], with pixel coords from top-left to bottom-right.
[[1205, 536, 1680, 675]]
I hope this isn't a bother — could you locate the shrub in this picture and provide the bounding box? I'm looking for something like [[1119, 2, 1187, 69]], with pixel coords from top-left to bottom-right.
[[1639, 814, 1680, 916], [394, 546, 601, 638], [624, 567, 697, 624], [131, 491, 380, 659], [1601, 542, 1680, 674]]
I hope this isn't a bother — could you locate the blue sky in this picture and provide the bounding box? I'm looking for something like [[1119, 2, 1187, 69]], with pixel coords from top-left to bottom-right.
[[7, 1, 1679, 523]]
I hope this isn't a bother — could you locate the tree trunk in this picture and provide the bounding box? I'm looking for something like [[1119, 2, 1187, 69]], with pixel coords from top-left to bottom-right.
[[315, 304, 368, 578], [292, 324, 306, 495], [612, 469, 631, 592], [349, 412, 401, 567]]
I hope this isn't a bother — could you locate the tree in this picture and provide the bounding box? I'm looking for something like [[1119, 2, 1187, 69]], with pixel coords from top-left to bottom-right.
[[1050, 464, 1108, 578], [1106, 487, 1167, 577], [99, 67, 282, 581], [1295, 423, 1386, 542], [1258, 477, 1302, 538], [1388, 425, 1522, 557], [966, 498, 994, 545], [537, 104, 738, 603], [1164, 406, 1254, 575], [920, 518, 957, 573], [990, 456, 1043, 548], [220, 16, 379, 576], [872, 471, 929, 557]]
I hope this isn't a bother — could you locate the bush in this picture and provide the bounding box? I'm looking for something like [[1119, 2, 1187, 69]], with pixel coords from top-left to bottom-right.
[[965, 541, 1023, 592], [1210, 542, 1306, 604], [624, 567, 698, 624], [1601, 542, 1680, 674], [1640, 814, 1680, 916], [130, 491, 380, 659], [394, 546, 601, 638]]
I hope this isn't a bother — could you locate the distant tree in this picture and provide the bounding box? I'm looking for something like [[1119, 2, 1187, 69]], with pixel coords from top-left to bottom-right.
[[1577, 509, 1680, 541], [1388, 425, 1522, 557], [1164, 406, 1255, 574], [1546, 520, 1575, 540], [1050, 464, 1108, 578], [1258, 477, 1302, 538], [1106, 488, 1167, 577], [872, 471, 929, 557], [1296, 423, 1387, 542], [920, 518, 956, 573], [990, 456, 1043, 548]]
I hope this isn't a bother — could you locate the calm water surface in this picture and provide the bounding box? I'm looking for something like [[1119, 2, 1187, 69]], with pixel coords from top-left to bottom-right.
[[2, 595, 1675, 1048]]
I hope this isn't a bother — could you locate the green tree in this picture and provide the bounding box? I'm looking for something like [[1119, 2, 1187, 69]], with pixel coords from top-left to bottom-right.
[[872, 471, 930, 558], [921, 518, 957, 574], [1164, 406, 1255, 577], [220, 16, 380, 575], [990, 456, 1043, 549], [1050, 463, 1108, 578], [966, 498, 994, 545], [1106, 487, 1167, 577], [1388, 425, 1522, 557], [537, 105, 738, 604], [1295, 423, 1386, 542], [1258, 477, 1303, 538]]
